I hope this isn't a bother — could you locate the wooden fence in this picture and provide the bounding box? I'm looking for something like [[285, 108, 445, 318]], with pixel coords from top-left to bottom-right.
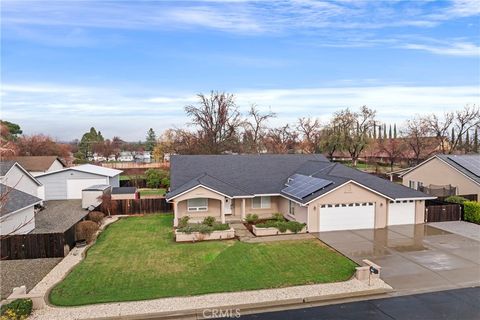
[[1, 233, 66, 260], [425, 200, 462, 222], [109, 198, 172, 215]]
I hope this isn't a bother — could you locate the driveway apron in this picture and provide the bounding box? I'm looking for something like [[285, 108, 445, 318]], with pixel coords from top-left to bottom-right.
[[313, 224, 480, 293]]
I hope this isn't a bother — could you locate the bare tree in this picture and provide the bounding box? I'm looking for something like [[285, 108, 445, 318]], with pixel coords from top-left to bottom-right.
[[320, 125, 342, 160], [450, 105, 480, 153], [403, 117, 433, 165], [425, 112, 454, 154], [333, 106, 376, 166], [242, 105, 276, 153], [185, 91, 243, 154], [378, 138, 406, 171], [263, 124, 298, 154], [297, 117, 322, 153]]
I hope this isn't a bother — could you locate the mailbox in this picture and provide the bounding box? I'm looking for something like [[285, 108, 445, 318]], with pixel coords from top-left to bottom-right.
[[369, 266, 379, 274]]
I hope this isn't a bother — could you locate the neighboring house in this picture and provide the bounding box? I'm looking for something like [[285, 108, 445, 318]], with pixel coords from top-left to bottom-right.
[[107, 154, 117, 162], [0, 161, 45, 200], [92, 153, 107, 162], [0, 184, 42, 235], [13, 156, 66, 176], [400, 154, 480, 200], [166, 155, 432, 232], [36, 164, 122, 200], [118, 151, 134, 162]]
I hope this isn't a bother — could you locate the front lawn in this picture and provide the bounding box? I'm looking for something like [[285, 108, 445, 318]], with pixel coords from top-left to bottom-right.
[[50, 215, 356, 306]]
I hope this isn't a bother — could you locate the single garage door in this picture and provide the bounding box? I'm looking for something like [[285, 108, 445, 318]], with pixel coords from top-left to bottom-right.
[[319, 202, 375, 232], [67, 179, 107, 199], [388, 200, 415, 225]]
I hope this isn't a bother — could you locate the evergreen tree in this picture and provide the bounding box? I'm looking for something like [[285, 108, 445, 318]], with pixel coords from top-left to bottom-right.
[[145, 128, 157, 151], [388, 124, 392, 139], [383, 124, 387, 140], [465, 130, 470, 152], [378, 125, 382, 140], [393, 124, 397, 138], [474, 127, 479, 153], [451, 127, 455, 145], [78, 127, 104, 160], [373, 122, 377, 139], [458, 131, 463, 147]]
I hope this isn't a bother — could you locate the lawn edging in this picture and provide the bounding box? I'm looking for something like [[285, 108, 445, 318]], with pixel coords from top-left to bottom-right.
[[175, 228, 235, 242], [252, 225, 307, 236]]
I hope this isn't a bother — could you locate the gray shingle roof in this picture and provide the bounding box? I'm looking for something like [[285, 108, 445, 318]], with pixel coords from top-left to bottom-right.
[[437, 154, 480, 185], [0, 161, 15, 176], [31, 200, 89, 234], [167, 154, 431, 203], [0, 184, 42, 216]]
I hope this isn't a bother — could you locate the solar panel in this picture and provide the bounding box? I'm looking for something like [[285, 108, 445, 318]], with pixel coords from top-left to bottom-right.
[[447, 155, 480, 177], [282, 174, 333, 200]]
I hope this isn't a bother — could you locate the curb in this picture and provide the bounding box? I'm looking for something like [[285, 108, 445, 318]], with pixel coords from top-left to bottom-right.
[[90, 287, 393, 320]]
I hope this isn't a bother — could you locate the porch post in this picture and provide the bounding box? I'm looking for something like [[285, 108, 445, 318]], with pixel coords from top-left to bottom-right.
[[221, 199, 226, 224], [241, 198, 246, 220], [173, 201, 179, 227]]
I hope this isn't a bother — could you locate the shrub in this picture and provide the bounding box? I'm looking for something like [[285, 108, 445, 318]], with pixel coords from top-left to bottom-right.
[[271, 213, 286, 222], [76, 221, 99, 243], [161, 177, 170, 188], [88, 211, 105, 224], [202, 216, 216, 226], [145, 169, 168, 188], [177, 222, 230, 234], [256, 220, 306, 233], [178, 216, 190, 228], [0, 298, 32, 320], [245, 213, 259, 224], [463, 201, 480, 224], [445, 195, 469, 204]]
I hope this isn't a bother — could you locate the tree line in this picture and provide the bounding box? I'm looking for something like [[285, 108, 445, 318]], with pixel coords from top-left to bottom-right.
[[1, 91, 478, 167]]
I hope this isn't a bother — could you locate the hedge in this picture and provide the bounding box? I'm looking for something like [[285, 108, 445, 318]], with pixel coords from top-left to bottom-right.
[[463, 201, 480, 224]]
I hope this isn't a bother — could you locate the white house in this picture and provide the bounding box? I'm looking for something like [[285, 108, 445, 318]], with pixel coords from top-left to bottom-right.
[[36, 164, 122, 200], [13, 156, 66, 177], [118, 151, 134, 162], [0, 184, 42, 235], [0, 161, 45, 200]]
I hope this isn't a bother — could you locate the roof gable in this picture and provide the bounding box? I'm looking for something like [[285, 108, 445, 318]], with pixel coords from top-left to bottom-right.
[[0, 161, 42, 186], [13, 156, 66, 172], [36, 164, 122, 178]]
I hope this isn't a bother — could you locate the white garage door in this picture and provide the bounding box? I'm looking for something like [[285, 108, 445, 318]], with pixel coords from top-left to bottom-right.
[[319, 202, 375, 232], [67, 179, 107, 199], [388, 201, 415, 225]]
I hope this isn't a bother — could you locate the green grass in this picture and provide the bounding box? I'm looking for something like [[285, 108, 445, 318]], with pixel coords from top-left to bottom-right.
[[50, 215, 356, 306], [139, 188, 166, 196]]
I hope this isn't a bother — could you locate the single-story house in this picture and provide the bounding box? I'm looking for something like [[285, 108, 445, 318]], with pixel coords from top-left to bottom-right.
[[166, 155, 433, 232], [0, 161, 44, 200], [400, 154, 479, 200], [36, 164, 122, 200], [12, 156, 66, 176], [0, 184, 42, 235]]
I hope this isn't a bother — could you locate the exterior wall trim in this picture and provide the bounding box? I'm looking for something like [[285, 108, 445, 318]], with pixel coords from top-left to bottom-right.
[[167, 184, 231, 201]]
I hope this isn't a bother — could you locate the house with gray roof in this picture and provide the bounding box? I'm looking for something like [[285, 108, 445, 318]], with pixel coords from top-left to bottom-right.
[[0, 161, 44, 200], [0, 184, 42, 235], [166, 154, 433, 232], [400, 154, 480, 201]]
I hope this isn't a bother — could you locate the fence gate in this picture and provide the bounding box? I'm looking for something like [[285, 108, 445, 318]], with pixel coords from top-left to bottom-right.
[[425, 202, 462, 222]]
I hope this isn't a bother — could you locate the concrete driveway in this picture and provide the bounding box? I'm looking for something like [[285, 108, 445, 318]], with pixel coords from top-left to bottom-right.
[[313, 224, 480, 293]]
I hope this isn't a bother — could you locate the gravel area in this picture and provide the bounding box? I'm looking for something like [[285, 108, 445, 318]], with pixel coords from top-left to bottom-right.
[[429, 221, 480, 241], [0, 258, 61, 299], [30, 278, 391, 320]]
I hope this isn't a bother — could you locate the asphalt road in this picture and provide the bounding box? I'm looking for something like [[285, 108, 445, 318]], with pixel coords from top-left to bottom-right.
[[236, 287, 480, 320]]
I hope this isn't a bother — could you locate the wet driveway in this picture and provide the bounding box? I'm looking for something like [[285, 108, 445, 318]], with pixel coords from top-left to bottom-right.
[[313, 224, 480, 293]]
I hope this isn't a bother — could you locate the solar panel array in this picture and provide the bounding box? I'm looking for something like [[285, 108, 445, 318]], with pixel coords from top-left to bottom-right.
[[448, 155, 480, 177], [282, 173, 333, 200]]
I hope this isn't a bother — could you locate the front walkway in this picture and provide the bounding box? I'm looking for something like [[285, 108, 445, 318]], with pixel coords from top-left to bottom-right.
[[231, 222, 254, 241], [428, 221, 480, 241]]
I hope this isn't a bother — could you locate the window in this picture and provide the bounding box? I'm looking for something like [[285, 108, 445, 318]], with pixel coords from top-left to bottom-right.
[[409, 180, 416, 189], [289, 200, 295, 215], [252, 196, 271, 209], [417, 182, 423, 190], [187, 198, 208, 212]]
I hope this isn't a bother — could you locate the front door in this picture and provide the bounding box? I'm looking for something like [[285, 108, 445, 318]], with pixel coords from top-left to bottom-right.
[[224, 198, 232, 215]]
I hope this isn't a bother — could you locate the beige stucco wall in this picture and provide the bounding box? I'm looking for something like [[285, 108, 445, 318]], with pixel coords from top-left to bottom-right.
[[415, 200, 425, 224], [307, 182, 389, 232], [278, 197, 308, 224], [243, 196, 281, 218], [173, 186, 224, 223], [402, 157, 480, 199]]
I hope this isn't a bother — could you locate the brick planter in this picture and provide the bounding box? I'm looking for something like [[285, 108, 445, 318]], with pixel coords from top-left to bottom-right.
[[175, 228, 235, 242], [252, 225, 307, 237]]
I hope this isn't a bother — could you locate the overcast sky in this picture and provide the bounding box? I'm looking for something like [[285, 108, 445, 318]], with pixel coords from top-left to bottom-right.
[[1, 0, 479, 141]]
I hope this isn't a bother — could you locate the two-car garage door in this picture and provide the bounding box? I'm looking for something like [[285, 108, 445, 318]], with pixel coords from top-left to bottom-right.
[[319, 203, 375, 232]]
